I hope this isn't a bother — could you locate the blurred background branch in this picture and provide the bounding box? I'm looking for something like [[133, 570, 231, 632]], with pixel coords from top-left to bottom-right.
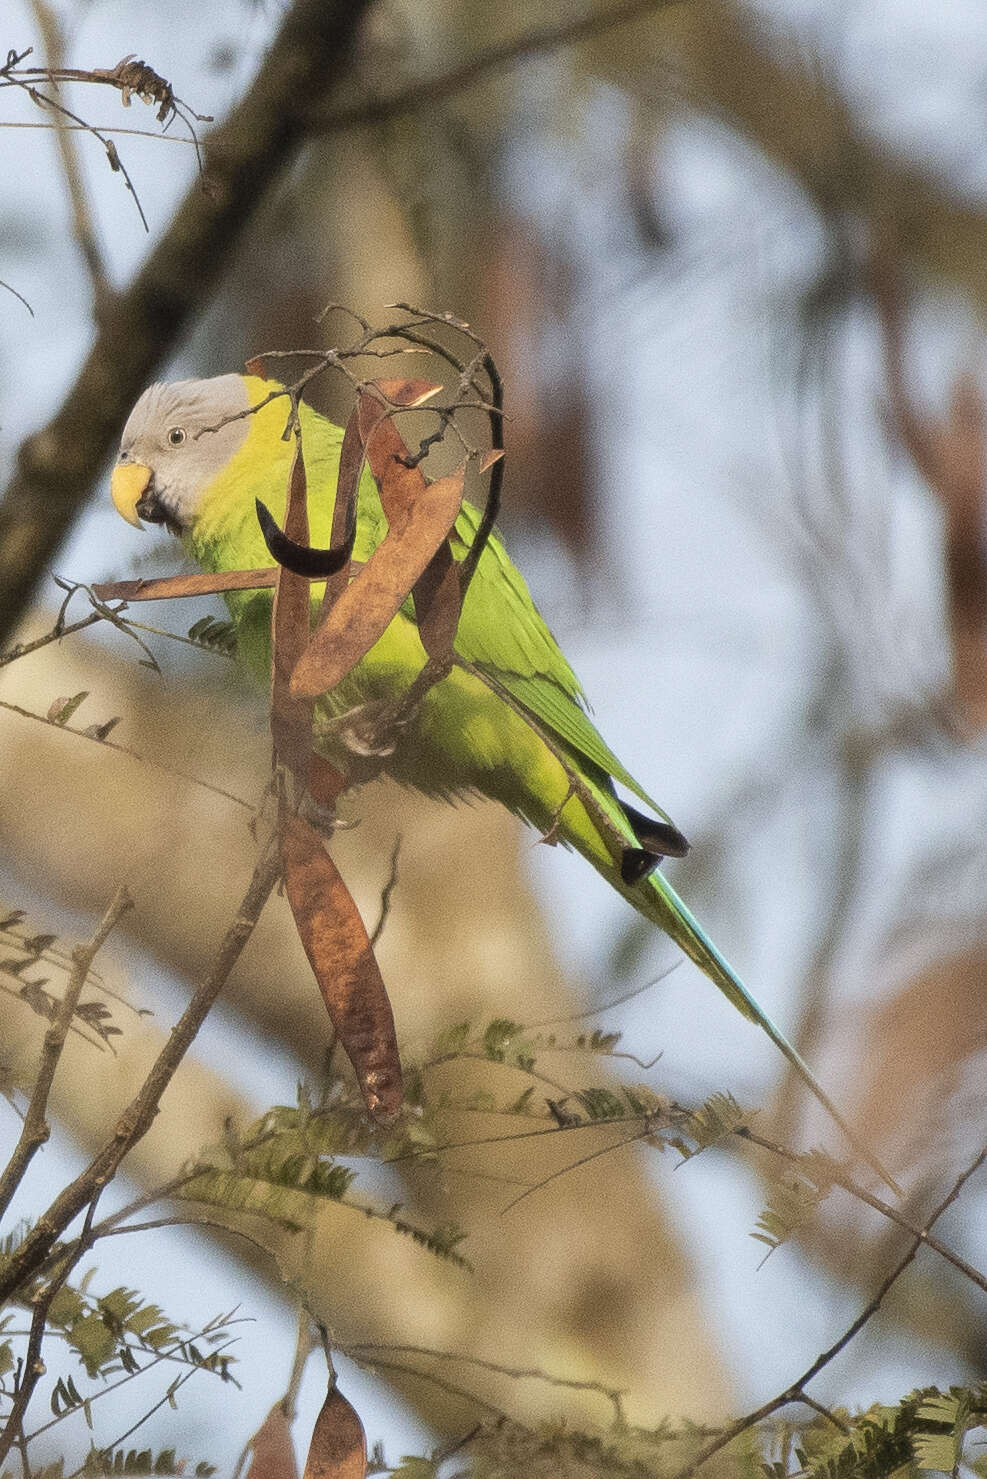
[[0, 0, 371, 646]]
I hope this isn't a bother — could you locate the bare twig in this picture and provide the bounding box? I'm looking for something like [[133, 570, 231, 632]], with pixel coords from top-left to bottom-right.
[[369, 834, 402, 947], [0, 695, 254, 811], [62, 1357, 227, 1479], [29, 1, 110, 302], [343, 1354, 511, 1424], [0, 1190, 102, 1469], [281, 1310, 316, 1422], [0, 608, 104, 667], [0, 119, 195, 143], [26, 1321, 241, 1445], [737, 1128, 987, 1297], [499, 1129, 646, 1214], [376, 303, 503, 601], [0, 886, 133, 1219], [673, 1140, 987, 1479], [0, 835, 282, 1305], [344, 1341, 626, 1425], [0, 0, 374, 648]]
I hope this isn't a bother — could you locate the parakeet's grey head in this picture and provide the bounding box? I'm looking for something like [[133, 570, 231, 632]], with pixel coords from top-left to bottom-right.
[[112, 374, 253, 534]]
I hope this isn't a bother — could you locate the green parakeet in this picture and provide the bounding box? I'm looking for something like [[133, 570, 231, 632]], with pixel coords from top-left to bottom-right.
[[110, 373, 891, 1186]]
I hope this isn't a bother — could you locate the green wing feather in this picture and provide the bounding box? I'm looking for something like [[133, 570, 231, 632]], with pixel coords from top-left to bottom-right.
[[451, 502, 670, 817]]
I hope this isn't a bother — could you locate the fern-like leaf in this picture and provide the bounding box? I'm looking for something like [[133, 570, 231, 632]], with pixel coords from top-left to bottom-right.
[[186, 616, 237, 656]]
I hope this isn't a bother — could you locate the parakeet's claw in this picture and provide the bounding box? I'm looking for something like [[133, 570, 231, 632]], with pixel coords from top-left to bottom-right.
[[318, 700, 407, 758], [298, 790, 338, 839], [255, 496, 357, 578]]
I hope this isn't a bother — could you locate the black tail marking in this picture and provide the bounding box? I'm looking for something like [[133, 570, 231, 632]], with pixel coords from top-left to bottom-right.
[[618, 804, 689, 885]]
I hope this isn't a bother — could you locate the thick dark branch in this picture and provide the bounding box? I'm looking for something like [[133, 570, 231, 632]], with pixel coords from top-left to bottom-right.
[[317, 0, 684, 131], [0, 0, 374, 647]]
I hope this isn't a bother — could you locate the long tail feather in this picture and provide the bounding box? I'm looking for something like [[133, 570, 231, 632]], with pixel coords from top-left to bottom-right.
[[641, 867, 901, 1196]]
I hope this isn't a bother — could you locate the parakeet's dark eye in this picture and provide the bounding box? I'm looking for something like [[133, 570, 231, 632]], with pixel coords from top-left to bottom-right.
[[167, 426, 187, 446]]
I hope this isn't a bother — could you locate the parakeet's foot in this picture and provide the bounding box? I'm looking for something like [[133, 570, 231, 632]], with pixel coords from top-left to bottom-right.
[[324, 701, 406, 759]]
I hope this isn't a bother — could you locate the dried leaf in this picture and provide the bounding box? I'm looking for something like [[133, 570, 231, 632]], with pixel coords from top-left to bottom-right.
[[308, 754, 347, 808], [320, 412, 365, 616], [366, 378, 443, 412], [244, 356, 270, 380], [290, 470, 465, 700], [478, 447, 505, 475], [92, 570, 280, 603], [280, 812, 402, 1122], [246, 1404, 298, 1479], [47, 691, 89, 725], [356, 385, 463, 658], [410, 543, 461, 659], [356, 387, 434, 527], [82, 717, 121, 742], [302, 1386, 365, 1479], [271, 447, 316, 780]]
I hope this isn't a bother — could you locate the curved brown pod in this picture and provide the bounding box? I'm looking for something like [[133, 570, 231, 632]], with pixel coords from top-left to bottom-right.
[[289, 469, 465, 699], [280, 811, 403, 1123], [302, 1384, 366, 1479], [271, 446, 316, 781], [356, 387, 462, 659]]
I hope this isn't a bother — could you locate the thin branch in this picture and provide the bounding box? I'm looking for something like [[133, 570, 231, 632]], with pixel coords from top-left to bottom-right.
[[281, 1310, 316, 1423], [382, 304, 503, 601], [0, 886, 133, 1219], [369, 834, 402, 947], [0, 1189, 102, 1469], [0, 695, 254, 811], [12, 76, 150, 231], [737, 1129, 987, 1298], [0, 119, 193, 142], [344, 1354, 512, 1424], [29, 1, 110, 302], [344, 1341, 626, 1424], [26, 1324, 242, 1444], [499, 1129, 645, 1215], [0, 288, 34, 327], [674, 1140, 987, 1479], [0, 609, 104, 667], [0, 834, 282, 1306], [63, 1359, 218, 1479], [521, 963, 680, 1031]]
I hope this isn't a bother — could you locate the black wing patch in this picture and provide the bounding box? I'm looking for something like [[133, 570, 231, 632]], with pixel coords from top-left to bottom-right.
[[619, 802, 689, 885]]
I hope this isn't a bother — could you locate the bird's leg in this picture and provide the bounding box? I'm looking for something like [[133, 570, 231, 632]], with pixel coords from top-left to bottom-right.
[[328, 701, 406, 759], [322, 654, 456, 763], [539, 781, 577, 848]]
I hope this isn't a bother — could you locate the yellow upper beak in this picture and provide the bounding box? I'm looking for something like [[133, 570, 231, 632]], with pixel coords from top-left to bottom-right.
[[110, 462, 153, 529]]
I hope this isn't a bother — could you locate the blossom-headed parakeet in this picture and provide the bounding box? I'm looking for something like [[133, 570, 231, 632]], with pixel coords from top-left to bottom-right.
[[110, 373, 891, 1186]]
